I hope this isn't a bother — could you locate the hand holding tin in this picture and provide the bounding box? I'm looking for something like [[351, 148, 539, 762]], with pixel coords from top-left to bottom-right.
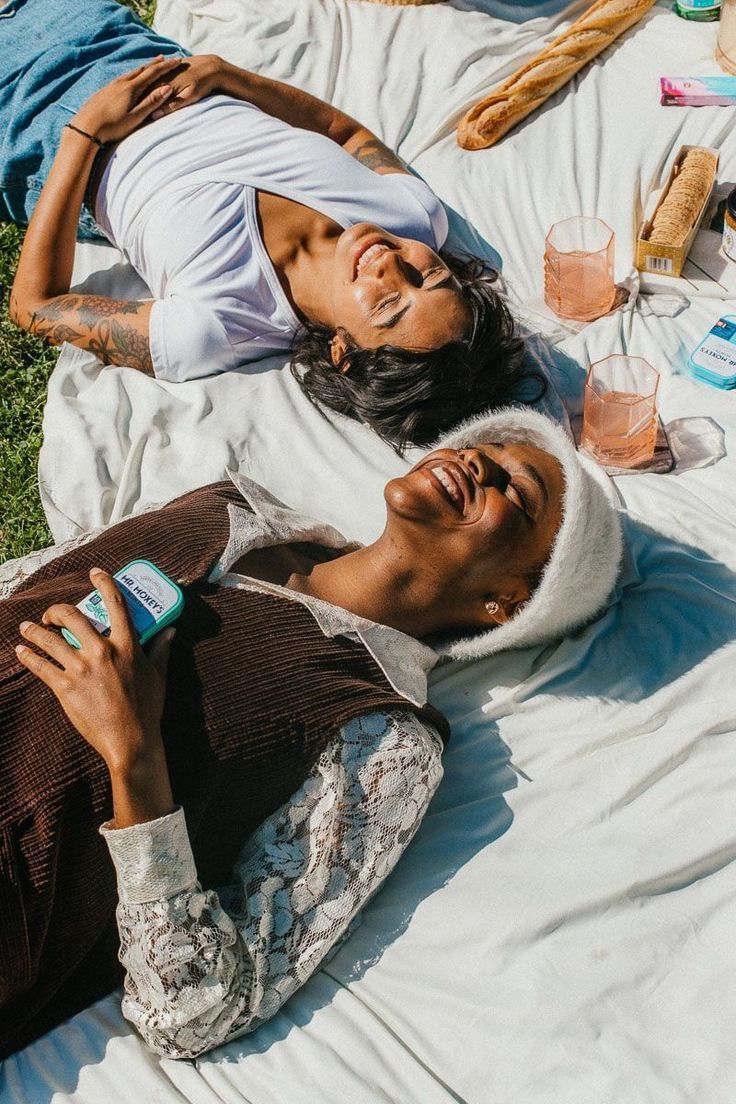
[[15, 569, 177, 826]]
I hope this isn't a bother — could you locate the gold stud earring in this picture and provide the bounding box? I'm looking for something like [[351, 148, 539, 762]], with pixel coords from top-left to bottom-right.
[[485, 600, 500, 616]]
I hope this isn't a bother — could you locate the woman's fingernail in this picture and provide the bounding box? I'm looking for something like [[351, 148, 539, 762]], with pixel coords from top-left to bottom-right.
[[90, 567, 103, 576], [15, 644, 27, 655], [19, 621, 31, 632]]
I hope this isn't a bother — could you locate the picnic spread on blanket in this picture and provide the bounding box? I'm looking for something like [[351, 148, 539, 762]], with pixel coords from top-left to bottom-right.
[[2, 0, 736, 1101]]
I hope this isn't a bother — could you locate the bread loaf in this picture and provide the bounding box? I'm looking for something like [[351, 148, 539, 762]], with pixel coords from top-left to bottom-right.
[[457, 0, 657, 151]]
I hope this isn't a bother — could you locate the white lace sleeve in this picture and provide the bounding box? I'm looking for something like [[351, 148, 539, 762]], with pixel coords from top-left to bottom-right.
[[100, 710, 444, 1060]]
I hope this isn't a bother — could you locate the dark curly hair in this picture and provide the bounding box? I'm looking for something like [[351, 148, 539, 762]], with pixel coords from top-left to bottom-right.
[[290, 253, 546, 453]]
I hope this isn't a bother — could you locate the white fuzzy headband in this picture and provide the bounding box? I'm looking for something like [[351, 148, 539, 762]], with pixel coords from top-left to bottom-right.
[[433, 408, 623, 661]]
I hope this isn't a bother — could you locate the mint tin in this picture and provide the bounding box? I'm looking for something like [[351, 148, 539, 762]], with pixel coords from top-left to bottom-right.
[[688, 314, 736, 389], [674, 0, 721, 17], [62, 559, 184, 649]]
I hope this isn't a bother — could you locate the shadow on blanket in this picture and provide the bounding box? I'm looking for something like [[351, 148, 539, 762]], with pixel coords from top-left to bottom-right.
[[446, 0, 575, 24], [578, 518, 736, 705]]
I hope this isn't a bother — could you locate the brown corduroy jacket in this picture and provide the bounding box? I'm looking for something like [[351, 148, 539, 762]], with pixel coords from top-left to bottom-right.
[[0, 481, 448, 1057]]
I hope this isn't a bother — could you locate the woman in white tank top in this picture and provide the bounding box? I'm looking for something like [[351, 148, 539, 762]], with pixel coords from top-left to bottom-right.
[[6, 5, 543, 448]]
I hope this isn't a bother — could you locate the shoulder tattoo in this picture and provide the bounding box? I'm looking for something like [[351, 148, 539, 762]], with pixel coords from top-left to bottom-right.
[[350, 138, 407, 174]]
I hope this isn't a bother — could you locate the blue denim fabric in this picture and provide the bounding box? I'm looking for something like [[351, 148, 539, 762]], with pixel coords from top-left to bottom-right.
[[0, 0, 188, 240]]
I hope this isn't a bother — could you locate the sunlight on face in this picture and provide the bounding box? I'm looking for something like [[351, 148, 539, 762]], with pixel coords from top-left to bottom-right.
[[329, 223, 472, 351], [383, 441, 565, 631]]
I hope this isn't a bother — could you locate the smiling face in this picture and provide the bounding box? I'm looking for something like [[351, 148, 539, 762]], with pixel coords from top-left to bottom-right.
[[383, 441, 565, 634], [328, 223, 472, 353]]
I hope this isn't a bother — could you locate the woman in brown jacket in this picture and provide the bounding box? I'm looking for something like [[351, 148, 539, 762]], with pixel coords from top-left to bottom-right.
[[0, 410, 621, 1058]]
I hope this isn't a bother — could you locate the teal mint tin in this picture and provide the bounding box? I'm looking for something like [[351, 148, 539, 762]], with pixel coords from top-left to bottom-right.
[[688, 314, 736, 389], [673, 0, 721, 18], [62, 559, 184, 649]]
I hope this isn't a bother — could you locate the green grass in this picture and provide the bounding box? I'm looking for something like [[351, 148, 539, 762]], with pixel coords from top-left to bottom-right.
[[0, 0, 156, 563], [0, 223, 57, 560]]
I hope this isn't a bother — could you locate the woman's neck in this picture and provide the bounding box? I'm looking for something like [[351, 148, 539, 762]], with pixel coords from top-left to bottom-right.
[[256, 191, 341, 324], [285, 540, 448, 640], [230, 541, 342, 585]]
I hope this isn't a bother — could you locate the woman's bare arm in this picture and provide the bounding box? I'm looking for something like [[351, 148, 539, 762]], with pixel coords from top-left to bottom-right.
[[10, 58, 180, 373], [221, 64, 408, 173], [152, 55, 410, 176], [11, 289, 154, 375]]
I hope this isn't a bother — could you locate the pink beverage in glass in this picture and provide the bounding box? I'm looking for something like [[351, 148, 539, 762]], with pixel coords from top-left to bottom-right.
[[544, 217, 616, 323], [580, 355, 660, 468], [717, 0, 736, 73]]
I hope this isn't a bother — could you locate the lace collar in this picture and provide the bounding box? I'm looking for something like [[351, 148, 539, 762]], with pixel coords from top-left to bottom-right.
[[208, 471, 439, 708]]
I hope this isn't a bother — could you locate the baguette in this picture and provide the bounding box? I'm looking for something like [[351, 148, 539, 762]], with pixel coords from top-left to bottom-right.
[[457, 0, 657, 151]]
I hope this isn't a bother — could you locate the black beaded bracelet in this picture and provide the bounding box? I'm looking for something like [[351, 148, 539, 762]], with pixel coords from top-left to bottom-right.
[[64, 122, 105, 149]]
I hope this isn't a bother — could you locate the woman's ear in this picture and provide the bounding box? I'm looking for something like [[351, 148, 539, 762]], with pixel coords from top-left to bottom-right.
[[483, 579, 531, 625], [329, 330, 351, 373]]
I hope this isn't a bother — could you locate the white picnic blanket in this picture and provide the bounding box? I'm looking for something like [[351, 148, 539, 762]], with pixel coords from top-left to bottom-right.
[[3, 2, 736, 1102]]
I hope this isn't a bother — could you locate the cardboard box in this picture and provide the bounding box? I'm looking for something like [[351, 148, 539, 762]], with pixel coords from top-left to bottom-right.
[[635, 145, 719, 278], [637, 184, 736, 297]]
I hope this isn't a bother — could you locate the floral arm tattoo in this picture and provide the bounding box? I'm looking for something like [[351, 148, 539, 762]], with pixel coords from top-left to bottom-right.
[[13, 293, 154, 375], [347, 136, 408, 175]]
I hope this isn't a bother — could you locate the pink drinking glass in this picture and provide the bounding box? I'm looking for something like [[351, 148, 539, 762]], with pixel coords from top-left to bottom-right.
[[580, 355, 660, 468], [544, 217, 616, 323], [717, 0, 736, 73]]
